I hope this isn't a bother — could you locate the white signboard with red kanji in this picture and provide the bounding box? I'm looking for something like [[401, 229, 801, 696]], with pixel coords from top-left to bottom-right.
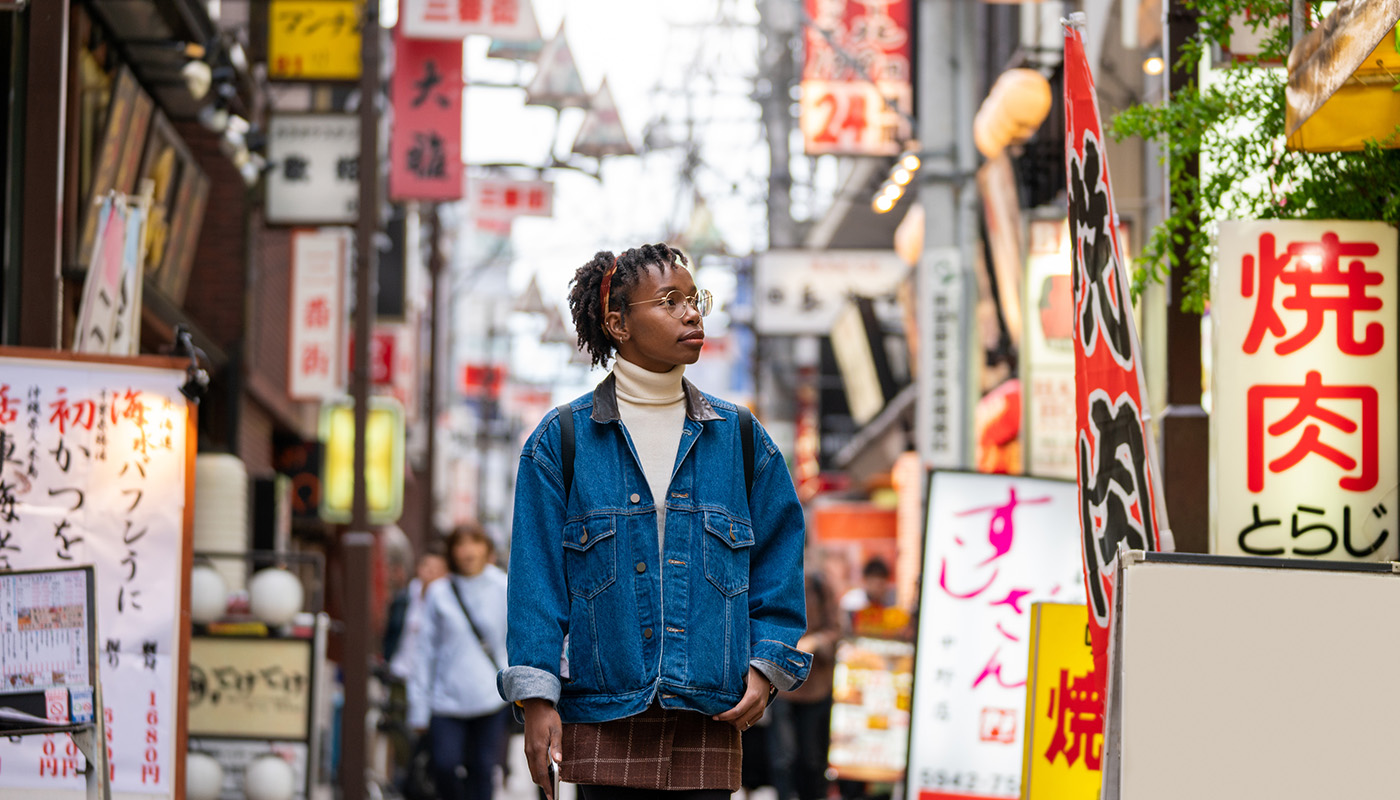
[[0, 353, 191, 799], [288, 228, 350, 401], [401, 0, 535, 41], [468, 177, 553, 221], [907, 472, 1083, 800], [1213, 220, 1398, 561]]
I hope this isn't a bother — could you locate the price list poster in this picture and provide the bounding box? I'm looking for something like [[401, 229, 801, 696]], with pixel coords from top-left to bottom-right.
[[0, 349, 194, 799], [1, 569, 90, 692]]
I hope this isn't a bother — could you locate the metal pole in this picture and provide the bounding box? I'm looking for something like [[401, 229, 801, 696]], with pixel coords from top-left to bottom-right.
[[758, 0, 798, 250], [342, 0, 380, 797], [423, 205, 444, 543], [1159, 1, 1208, 554]]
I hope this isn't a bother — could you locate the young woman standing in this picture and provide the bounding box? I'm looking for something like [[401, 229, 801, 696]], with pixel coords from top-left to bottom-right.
[[498, 244, 812, 799]]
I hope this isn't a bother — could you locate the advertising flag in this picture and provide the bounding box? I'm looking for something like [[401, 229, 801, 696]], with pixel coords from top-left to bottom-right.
[[1063, 18, 1169, 697], [390, 31, 464, 201]]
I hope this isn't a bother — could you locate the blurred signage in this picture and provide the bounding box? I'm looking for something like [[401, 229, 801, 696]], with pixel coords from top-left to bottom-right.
[[906, 472, 1082, 800], [390, 31, 464, 201], [921, 248, 965, 469], [266, 115, 359, 224], [74, 196, 146, 356], [320, 398, 405, 525], [1022, 219, 1075, 480], [469, 177, 553, 220], [1021, 602, 1103, 799], [268, 0, 363, 80], [829, 297, 905, 427], [189, 637, 312, 739], [462, 364, 506, 399], [572, 79, 635, 157], [0, 353, 191, 796], [799, 0, 913, 156], [524, 23, 590, 109], [828, 637, 914, 784], [401, 0, 536, 40], [288, 228, 350, 400], [1065, 23, 1165, 698], [754, 249, 908, 335], [1213, 220, 1398, 561]]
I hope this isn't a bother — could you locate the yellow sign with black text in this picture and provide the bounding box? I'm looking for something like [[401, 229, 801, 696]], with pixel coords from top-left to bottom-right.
[[268, 0, 363, 81], [1021, 602, 1102, 800]]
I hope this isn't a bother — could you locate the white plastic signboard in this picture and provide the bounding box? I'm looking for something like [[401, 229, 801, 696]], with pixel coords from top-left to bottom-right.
[[265, 115, 359, 225], [288, 228, 350, 401], [1213, 220, 1398, 561], [754, 249, 909, 335], [401, 0, 536, 41], [907, 472, 1082, 800]]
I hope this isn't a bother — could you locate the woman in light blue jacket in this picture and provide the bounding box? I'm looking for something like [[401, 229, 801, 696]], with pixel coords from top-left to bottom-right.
[[409, 522, 509, 800]]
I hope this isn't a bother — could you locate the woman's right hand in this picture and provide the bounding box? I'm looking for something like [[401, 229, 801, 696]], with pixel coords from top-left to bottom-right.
[[522, 698, 563, 800]]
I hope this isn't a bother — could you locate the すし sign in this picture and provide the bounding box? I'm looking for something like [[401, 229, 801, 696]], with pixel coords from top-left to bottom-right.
[[1213, 220, 1398, 562]]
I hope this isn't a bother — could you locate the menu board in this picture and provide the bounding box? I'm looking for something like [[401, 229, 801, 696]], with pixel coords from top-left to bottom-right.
[[2, 569, 90, 694], [0, 349, 193, 800]]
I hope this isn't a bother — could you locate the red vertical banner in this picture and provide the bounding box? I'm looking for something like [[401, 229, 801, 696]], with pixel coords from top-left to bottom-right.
[[390, 30, 464, 201], [1063, 22, 1169, 696]]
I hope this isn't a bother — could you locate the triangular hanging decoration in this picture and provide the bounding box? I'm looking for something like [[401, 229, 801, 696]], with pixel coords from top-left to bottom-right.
[[541, 305, 575, 345], [513, 274, 548, 314], [676, 192, 728, 257], [524, 23, 591, 109], [487, 0, 545, 61], [571, 78, 635, 158]]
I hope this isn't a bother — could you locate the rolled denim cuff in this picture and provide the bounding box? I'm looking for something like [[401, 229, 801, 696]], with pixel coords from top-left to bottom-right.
[[496, 665, 561, 706], [750, 639, 813, 692]]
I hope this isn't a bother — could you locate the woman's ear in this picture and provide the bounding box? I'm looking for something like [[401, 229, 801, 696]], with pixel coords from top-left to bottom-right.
[[603, 309, 628, 344]]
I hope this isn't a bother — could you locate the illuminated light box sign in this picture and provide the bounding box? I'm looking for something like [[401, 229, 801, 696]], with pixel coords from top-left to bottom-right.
[[799, 0, 912, 156], [906, 472, 1082, 800], [318, 398, 405, 525], [1020, 602, 1102, 799], [1212, 220, 1398, 561]]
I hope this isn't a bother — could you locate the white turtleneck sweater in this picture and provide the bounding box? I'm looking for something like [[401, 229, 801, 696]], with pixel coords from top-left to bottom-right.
[[612, 356, 687, 553]]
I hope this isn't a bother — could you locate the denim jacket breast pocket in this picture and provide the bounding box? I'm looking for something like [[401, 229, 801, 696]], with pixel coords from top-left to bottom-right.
[[563, 516, 617, 599], [702, 511, 754, 596]]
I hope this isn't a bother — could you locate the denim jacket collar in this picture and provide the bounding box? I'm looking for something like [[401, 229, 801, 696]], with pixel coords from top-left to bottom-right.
[[589, 372, 723, 423]]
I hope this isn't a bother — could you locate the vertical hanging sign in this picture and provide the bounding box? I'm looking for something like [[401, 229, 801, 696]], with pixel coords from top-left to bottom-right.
[[1063, 19, 1168, 696], [1213, 220, 1398, 561], [390, 31, 464, 202], [401, 0, 534, 40], [800, 0, 913, 156], [288, 228, 351, 400]]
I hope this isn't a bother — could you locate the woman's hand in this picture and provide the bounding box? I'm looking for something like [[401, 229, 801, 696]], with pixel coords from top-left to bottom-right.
[[713, 667, 772, 731], [522, 698, 563, 800]]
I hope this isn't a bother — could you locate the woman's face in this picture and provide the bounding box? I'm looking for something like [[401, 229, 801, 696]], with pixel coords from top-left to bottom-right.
[[453, 536, 491, 577], [611, 264, 705, 372]]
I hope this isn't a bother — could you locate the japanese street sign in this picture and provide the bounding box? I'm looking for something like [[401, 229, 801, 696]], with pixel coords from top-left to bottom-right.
[[74, 196, 146, 357], [268, 0, 363, 81], [1064, 19, 1167, 697], [753, 249, 910, 335], [524, 23, 590, 109], [469, 176, 553, 220], [1021, 602, 1103, 799], [390, 32, 464, 202], [1213, 220, 1398, 562], [288, 228, 350, 400], [920, 248, 968, 470], [266, 115, 359, 224], [571, 78, 634, 158], [0, 352, 192, 797], [907, 472, 1083, 800], [828, 637, 914, 784], [319, 397, 405, 525], [799, 0, 913, 156], [188, 637, 313, 739], [401, 0, 536, 41], [1022, 219, 1076, 481]]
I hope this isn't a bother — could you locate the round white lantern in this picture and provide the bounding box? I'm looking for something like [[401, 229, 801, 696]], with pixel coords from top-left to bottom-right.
[[243, 754, 295, 800], [247, 568, 304, 627], [190, 565, 228, 624], [186, 752, 224, 800]]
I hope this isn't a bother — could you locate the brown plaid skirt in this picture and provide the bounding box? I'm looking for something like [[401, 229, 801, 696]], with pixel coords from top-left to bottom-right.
[[559, 703, 741, 791]]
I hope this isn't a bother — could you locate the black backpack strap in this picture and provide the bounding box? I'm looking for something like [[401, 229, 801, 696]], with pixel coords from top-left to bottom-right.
[[557, 403, 575, 503], [738, 406, 754, 503]]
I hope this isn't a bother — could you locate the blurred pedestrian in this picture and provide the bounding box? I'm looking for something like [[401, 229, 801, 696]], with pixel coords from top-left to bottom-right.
[[410, 523, 509, 800], [767, 566, 842, 800], [498, 244, 813, 799], [386, 547, 449, 676]]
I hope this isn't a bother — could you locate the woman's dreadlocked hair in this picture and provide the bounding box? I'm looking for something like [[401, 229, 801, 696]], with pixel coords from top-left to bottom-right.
[[568, 243, 690, 368]]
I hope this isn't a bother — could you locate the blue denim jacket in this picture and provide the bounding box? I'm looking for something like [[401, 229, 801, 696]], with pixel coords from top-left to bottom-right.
[[496, 375, 812, 723]]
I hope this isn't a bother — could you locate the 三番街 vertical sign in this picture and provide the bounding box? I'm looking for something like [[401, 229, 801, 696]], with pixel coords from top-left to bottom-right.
[[0, 350, 193, 797], [1213, 220, 1398, 561]]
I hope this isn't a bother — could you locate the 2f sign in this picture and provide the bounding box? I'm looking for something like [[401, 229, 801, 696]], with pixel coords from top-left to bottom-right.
[[801, 80, 908, 156]]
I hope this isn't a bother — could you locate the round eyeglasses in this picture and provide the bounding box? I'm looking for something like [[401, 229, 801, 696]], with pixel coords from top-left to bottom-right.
[[628, 289, 714, 319]]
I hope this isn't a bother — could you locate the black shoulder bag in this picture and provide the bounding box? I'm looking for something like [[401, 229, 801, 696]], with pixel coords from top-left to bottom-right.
[[446, 577, 502, 671]]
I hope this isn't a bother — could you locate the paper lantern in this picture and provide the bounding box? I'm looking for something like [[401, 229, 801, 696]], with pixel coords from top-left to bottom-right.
[[190, 565, 228, 624], [248, 568, 304, 627], [194, 454, 249, 590], [244, 754, 296, 800], [187, 752, 224, 800]]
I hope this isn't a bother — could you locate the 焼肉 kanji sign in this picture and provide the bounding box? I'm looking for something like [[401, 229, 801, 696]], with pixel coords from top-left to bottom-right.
[[1213, 220, 1398, 561], [1021, 602, 1103, 799], [1063, 20, 1167, 699], [389, 31, 463, 202], [799, 0, 912, 156]]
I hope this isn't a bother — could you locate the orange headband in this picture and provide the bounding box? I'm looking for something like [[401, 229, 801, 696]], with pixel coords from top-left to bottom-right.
[[599, 255, 618, 321]]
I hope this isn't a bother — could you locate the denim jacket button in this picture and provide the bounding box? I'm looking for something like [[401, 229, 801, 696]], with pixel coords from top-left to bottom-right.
[[580, 533, 588, 544], [630, 493, 641, 503], [643, 627, 653, 639], [635, 561, 646, 573]]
